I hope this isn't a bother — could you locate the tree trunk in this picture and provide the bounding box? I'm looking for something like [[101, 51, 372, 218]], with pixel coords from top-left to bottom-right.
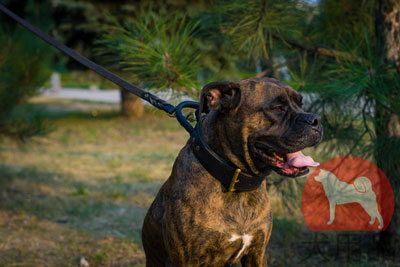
[[376, 0, 400, 253], [120, 88, 144, 118]]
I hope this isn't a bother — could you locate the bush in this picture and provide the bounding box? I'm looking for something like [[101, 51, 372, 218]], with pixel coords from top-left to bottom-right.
[[0, 1, 54, 140]]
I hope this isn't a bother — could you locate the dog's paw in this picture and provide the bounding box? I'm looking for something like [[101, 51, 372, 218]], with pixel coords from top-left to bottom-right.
[[327, 220, 333, 225]]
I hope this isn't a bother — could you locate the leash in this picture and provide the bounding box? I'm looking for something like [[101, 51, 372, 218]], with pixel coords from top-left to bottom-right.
[[0, 4, 266, 192]]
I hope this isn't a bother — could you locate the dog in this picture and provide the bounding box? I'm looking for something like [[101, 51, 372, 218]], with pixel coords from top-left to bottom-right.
[[315, 169, 384, 229], [142, 77, 323, 266]]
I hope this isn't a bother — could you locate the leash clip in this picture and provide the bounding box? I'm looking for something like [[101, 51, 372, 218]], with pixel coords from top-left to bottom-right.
[[174, 101, 200, 136]]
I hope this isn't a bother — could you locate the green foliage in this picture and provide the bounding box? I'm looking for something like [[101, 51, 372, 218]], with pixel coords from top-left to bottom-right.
[[98, 9, 201, 97], [0, 16, 54, 139], [318, 0, 377, 49], [308, 24, 398, 150], [221, 0, 302, 59], [294, 1, 400, 198]]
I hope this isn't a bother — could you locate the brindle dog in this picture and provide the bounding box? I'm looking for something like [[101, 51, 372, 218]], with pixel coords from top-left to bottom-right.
[[142, 77, 323, 266]]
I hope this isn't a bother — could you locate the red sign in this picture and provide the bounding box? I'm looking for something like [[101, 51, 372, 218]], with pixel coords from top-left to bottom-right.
[[302, 156, 394, 231]]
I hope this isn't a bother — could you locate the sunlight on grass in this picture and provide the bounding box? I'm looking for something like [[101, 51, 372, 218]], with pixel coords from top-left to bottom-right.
[[0, 98, 187, 265]]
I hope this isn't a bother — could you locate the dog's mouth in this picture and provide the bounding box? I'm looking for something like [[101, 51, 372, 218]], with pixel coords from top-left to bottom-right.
[[253, 142, 319, 177]]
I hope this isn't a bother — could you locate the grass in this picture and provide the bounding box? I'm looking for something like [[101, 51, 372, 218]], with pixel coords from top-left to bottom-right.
[[0, 98, 185, 266], [0, 97, 395, 266]]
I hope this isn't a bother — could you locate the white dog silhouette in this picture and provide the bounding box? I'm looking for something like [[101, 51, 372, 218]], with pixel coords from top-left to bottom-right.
[[315, 169, 383, 229]]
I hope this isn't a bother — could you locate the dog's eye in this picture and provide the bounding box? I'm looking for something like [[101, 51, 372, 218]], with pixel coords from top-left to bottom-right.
[[271, 106, 284, 112]]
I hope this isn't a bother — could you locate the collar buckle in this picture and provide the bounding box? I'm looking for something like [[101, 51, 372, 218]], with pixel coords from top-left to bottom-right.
[[228, 169, 242, 192]]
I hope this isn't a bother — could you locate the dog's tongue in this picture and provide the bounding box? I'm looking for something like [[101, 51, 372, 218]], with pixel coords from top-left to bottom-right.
[[286, 151, 319, 167]]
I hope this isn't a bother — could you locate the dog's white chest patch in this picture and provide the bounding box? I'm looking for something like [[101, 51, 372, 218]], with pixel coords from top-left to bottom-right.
[[229, 234, 253, 259]]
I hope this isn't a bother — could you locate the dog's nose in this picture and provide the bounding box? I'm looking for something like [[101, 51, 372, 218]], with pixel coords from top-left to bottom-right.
[[299, 113, 322, 130], [307, 114, 321, 130], [307, 114, 321, 128]]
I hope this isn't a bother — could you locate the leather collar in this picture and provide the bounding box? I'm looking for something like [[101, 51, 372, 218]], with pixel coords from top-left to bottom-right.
[[190, 117, 266, 192]]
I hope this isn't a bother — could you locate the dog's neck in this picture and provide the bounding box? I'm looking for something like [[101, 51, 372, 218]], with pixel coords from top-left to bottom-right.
[[201, 111, 260, 176]]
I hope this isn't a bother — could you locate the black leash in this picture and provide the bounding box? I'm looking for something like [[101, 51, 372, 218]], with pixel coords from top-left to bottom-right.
[[0, 4, 267, 192], [0, 4, 175, 115]]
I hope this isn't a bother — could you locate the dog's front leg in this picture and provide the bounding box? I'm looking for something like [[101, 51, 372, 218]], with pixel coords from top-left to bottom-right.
[[240, 233, 269, 267], [328, 201, 336, 224], [240, 249, 267, 267]]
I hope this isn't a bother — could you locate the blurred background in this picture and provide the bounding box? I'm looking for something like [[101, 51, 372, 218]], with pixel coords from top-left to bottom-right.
[[0, 0, 399, 266]]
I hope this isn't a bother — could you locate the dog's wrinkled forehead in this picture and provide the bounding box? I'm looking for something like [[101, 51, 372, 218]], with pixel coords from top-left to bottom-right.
[[239, 77, 302, 109]]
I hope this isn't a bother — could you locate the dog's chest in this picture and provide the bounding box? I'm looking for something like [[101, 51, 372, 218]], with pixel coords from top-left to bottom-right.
[[189, 189, 271, 244], [181, 202, 270, 264], [203, 204, 271, 264]]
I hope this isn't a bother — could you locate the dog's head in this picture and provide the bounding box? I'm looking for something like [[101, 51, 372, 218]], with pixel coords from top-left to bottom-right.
[[200, 77, 323, 177]]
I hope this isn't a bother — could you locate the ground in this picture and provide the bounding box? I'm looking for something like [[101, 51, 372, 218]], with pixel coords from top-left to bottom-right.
[[0, 97, 395, 266]]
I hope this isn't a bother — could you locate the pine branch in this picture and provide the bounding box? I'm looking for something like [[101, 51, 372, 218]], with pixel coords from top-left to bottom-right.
[[271, 33, 370, 65]]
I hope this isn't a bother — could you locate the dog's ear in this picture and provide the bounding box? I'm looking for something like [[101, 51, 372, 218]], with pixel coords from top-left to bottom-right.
[[199, 81, 241, 114]]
